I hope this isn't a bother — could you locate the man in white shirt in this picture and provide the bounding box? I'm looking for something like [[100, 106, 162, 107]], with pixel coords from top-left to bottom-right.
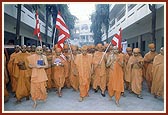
[[121, 39, 127, 54]]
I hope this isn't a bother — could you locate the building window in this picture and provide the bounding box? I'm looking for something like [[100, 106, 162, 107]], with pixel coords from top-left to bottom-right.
[[23, 4, 33, 13], [39, 11, 45, 23], [48, 22, 52, 28], [136, 42, 138, 48], [116, 7, 126, 21], [161, 37, 164, 47], [128, 44, 130, 47], [132, 43, 135, 49], [48, 16, 52, 28], [128, 4, 136, 12], [110, 19, 115, 28], [81, 24, 88, 30], [81, 36, 85, 41], [142, 41, 145, 51], [137, 4, 145, 11], [90, 36, 94, 42], [86, 36, 88, 41]]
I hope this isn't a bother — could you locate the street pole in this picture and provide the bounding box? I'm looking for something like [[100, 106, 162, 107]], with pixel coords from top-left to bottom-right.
[[149, 4, 156, 45], [16, 4, 21, 45]]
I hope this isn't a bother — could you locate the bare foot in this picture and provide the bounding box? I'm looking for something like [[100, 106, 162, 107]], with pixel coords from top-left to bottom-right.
[[26, 96, 30, 100], [78, 97, 83, 102], [58, 92, 62, 97], [115, 100, 120, 107], [43, 99, 46, 103], [109, 96, 112, 101], [101, 93, 106, 97], [15, 100, 21, 104], [33, 101, 37, 108]]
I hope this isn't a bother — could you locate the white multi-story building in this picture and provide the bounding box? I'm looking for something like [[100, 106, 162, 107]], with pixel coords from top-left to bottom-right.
[[102, 3, 165, 55], [70, 20, 94, 47], [3, 4, 53, 47], [3, 3, 94, 49]]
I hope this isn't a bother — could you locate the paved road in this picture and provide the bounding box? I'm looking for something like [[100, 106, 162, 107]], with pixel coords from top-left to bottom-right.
[[3, 82, 164, 112]]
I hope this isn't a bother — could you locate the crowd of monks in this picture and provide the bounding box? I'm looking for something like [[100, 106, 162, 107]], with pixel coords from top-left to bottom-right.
[[4, 42, 164, 108]]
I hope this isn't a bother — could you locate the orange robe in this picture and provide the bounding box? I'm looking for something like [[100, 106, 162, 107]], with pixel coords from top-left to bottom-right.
[[52, 54, 66, 89], [63, 52, 71, 88], [69, 55, 79, 91], [144, 51, 158, 92], [27, 54, 48, 101], [7, 52, 20, 92], [92, 51, 106, 92], [105, 52, 111, 86], [123, 53, 132, 89], [151, 54, 164, 98], [106, 53, 124, 101], [90, 54, 94, 87], [45, 54, 53, 89], [74, 54, 93, 98], [4, 55, 9, 99], [128, 55, 143, 95], [123, 53, 130, 81], [14, 52, 31, 100]]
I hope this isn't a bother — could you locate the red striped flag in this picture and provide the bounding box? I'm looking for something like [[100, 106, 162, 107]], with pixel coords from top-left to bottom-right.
[[57, 32, 67, 49], [111, 28, 122, 51], [34, 10, 41, 41], [56, 11, 70, 49]]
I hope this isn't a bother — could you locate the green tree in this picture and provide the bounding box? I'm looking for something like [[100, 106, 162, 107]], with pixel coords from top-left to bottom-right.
[[45, 4, 77, 45], [90, 4, 109, 45]]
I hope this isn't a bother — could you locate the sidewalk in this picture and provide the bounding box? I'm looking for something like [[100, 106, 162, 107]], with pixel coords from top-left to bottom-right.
[[3, 82, 164, 112]]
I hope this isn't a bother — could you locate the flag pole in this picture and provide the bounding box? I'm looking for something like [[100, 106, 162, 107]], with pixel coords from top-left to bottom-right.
[[98, 42, 111, 64], [53, 8, 59, 48], [67, 39, 74, 61], [39, 39, 42, 47], [52, 28, 57, 48], [92, 42, 112, 75], [39, 23, 42, 47]]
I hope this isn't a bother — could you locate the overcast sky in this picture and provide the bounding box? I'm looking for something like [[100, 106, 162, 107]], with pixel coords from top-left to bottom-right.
[[68, 3, 95, 21]]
